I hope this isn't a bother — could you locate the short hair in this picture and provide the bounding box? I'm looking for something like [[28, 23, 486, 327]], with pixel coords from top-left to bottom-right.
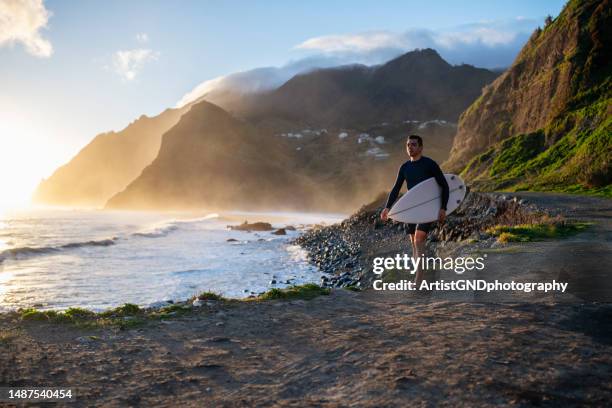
[[407, 134, 423, 146]]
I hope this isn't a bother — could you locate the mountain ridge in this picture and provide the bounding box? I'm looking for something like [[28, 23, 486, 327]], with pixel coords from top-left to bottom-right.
[[35, 49, 500, 210], [33, 106, 189, 207]]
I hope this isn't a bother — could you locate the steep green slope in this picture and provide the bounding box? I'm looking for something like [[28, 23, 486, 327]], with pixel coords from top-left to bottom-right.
[[446, 0, 611, 197]]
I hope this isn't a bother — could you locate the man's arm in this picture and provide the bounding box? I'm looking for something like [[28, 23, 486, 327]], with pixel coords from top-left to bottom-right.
[[431, 160, 449, 210], [385, 165, 405, 209]]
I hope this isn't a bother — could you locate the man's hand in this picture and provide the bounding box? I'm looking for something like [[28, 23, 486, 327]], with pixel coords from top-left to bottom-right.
[[381, 208, 390, 221], [438, 209, 446, 224]]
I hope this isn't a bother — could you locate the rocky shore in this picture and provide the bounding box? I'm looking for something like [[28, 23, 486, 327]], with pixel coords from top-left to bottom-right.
[[1, 192, 610, 406], [293, 191, 553, 289]]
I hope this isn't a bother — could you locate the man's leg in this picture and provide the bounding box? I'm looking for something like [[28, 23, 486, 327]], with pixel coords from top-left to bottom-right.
[[413, 230, 428, 286], [406, 224, 419, 282]]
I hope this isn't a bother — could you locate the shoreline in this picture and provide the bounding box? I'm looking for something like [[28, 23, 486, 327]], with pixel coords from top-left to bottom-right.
[[0, 190, 603, 313], [0, 211, 344, 313], [292, 191, 561, 289], [1, 191, 611, 405]]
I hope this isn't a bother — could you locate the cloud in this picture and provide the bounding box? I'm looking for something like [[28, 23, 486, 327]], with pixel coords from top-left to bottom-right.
[[0, 0, 53, 57], [294, 27, 520, 52], [296, 31, 408, 53], [176, 54, 362, 108], [135, 32, 148, 43], [177, 18, 543, 107], [112, 48, 159, 81], [176, 65, 308, 108], [294, 18, 541, 68]]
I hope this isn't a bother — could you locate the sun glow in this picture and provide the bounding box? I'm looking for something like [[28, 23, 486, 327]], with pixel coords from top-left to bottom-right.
[[0, 107, 68, 215]]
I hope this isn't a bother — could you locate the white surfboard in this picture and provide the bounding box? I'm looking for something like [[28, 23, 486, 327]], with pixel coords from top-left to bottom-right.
[[388, 174, 466, 223]]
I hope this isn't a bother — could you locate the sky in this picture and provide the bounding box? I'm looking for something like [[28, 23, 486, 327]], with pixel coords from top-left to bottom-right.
[[0, 0, 567, 210]]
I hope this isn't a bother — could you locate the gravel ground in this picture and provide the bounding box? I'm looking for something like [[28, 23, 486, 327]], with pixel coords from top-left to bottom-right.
[[1, 192, 610, 407]]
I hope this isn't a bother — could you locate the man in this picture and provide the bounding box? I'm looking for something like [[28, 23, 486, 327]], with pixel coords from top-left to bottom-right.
[[381, 134, 449, 285]]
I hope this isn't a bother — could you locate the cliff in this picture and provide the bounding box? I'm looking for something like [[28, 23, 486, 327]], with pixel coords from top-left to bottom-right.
[[445, 0, 611, 195]]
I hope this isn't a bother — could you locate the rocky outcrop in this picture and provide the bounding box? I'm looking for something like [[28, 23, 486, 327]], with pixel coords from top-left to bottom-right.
[[229, 222, 274, 232]]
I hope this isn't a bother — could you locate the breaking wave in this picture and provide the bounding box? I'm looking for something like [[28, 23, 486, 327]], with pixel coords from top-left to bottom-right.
[[132, 213, 220, 238], [0, 238, 118, 263]]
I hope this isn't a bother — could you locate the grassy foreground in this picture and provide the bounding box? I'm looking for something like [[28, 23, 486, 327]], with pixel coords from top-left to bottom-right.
[[16, 284, 330, 329], [486, 220, 591, 243]]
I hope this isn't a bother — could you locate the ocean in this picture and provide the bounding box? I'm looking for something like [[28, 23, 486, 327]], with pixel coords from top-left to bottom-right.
[[0, 208, 344, 312]]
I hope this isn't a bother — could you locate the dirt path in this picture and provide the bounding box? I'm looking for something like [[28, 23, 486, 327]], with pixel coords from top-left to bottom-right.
[[1, 192, 611, 407], [416, 192, 612, 304]]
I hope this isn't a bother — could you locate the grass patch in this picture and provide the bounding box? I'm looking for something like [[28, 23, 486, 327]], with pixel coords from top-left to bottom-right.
[[458, 89, 611, 197], [489, 130, 546, 177], [98, 303, 142, 318], [256, 283, 330, 301], [486, 221, 591, 243], [64, 307, 96, 319], [20, 303, 148, 329], [154, 304, 194, 319], [16, 284, 332, 330], [196, 291, 226, 301]]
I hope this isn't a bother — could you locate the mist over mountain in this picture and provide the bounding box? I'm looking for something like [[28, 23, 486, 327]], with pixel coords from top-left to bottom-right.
[[33, 107, 189, 207], [105, 101, 320, 211], [106, 100, 460, 212], [36, 49, 500, 211]]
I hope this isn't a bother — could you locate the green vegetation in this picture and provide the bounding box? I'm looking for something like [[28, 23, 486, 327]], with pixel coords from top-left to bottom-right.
[[488, 131, 546, 177], [20, 304, 146, 329], [16, 284, 332, 329], [255, 283, 330, 301], [196, 292, 226, 301], [486, 221, 591, 243], [461, 99, 611, 198], [458, 0, 611, 197]]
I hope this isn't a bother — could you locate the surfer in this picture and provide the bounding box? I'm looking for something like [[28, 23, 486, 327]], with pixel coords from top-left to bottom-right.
[[380, 134, 449, 285]]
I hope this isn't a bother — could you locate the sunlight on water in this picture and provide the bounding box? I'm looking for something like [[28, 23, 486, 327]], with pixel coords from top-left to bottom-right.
[[0, 208, 345, 312]]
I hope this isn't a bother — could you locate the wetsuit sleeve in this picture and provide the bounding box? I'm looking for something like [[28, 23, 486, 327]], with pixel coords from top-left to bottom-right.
[[385, 165, 405, 209], [431, 160, 449, 210]]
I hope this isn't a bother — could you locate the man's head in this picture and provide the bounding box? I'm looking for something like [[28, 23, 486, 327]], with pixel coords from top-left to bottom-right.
[[406, 134, 423, 159]]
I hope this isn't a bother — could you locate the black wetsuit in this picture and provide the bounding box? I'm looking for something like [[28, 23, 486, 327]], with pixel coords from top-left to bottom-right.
[[385, 156, 449, 234]]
